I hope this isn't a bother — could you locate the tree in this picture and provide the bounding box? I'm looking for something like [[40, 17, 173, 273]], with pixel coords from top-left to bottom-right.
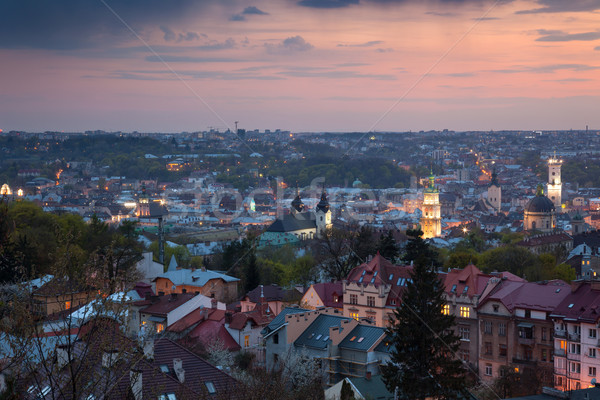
[[313, 228, 356, 281], [244, 250, 260, 293], [382, 229, 468, 400], [553, 263, 576, 282], [340, 379, 356, 400], [377, 231, 399, 262]]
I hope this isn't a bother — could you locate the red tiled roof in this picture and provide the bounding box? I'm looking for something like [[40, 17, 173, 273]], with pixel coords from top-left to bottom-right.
[[346, 253, 414, 306], [184, 319, 240, 352], [551, 282, 600, 323], [136, 293, 197, 317], [444, 264, 490, 298], [517, 232, 573, 247], [168, 308, 226, 333], [311, 282, 343, 308], [480, 279, 570, 312]]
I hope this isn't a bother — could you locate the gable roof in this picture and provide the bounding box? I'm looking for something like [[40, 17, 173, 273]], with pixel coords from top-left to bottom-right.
[[136, 293, 198, 317], [309, 282, 343, 308], [155, 268, 239, 287], [294, 314, 350, 350], [348, 375, 394, 400], [266, 213, 316, 233], [444, 264, 492, 299]]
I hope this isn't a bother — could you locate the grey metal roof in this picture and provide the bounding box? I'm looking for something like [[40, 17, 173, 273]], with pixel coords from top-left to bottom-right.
[[338, 325, 386, 352], [261, 306, 308, 336], [266, 213, 316, 233], [155, 268, 239, 287], [374, 335, 393, 354], [294, 314, 350, 350]]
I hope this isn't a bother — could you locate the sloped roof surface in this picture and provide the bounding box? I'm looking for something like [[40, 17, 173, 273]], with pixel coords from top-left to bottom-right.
[[294, 314, 350, 350], [266, 213, 316, 232], [338, 324, 385, 351], [156, 268, 239, 287], [261, 306, 308, 336], [480, 279, 570, 312]]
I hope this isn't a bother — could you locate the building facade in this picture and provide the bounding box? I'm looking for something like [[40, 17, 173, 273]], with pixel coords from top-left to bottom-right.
[[547, 156, 563, 210], [420, 173, 441, 239]]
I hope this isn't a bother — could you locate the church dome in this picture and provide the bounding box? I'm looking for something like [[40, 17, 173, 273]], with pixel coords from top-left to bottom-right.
[[526, 189, 555, 213]]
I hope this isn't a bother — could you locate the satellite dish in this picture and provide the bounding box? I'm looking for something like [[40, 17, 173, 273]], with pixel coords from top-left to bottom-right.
[[172, 285, 176, 291], [592, 378, 597, 385]]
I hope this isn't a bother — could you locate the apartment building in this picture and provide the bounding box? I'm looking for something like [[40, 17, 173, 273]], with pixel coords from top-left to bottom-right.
[[550, 280, 600, 391]]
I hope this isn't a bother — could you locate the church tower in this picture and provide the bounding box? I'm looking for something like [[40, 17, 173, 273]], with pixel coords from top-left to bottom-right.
[[315, 190, 332, 238], [421, 172, 441, 239], [546, 155, 562, 210], [487, 167, 501, 213]]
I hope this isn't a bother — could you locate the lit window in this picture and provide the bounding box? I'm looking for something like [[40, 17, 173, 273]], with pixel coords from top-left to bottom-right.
[[442, 305, 450, 315], [460, 307, 470, 318], [244, 335, 250, 347], [350, 336, 356, 342], [156, 323, 164, 333], [65, 301, 71, 310], [160, 365, 169, 373], [350, 312, 359, 321], [485, 364, 492, 376]]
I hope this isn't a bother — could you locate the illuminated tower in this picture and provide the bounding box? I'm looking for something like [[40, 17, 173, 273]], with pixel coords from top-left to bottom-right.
[[420, 172, 441, 239], [546, 155, 562, 210], [487, 167, 501, 213], [315, 190, 332, 238]]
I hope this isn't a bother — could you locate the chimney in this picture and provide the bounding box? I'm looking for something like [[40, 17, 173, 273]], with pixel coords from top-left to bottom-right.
[[56, 344, 70, 369], [211, 297, 217, 309], [181, 288, 187, 294], [158, 291, 165, 296], [170, 292, 178, 301], [102, 349, 119, 369], [143, 338, 154, 360], [173, 358, 185, 383], [130, 369, 143, 400], [225, 312, 233, 325], [366, 371, 372, 380]]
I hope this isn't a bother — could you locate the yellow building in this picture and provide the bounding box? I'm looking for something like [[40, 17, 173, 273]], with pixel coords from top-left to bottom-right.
[[546, 155, 562, 209], [420, 172, 441, 239]]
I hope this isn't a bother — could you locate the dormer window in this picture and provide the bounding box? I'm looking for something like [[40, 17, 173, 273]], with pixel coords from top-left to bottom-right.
[[451, 284, 457, 293]]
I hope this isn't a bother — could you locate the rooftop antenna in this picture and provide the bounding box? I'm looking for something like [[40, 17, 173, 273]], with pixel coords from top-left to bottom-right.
[[235, 121, 239, 134]]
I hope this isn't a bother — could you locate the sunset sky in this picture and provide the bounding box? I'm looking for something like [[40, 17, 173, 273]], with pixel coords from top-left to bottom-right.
[[1, 0, 599, 133]]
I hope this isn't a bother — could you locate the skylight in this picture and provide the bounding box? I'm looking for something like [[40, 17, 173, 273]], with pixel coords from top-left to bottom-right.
[[568, 304, 574, 308], [350, 336, 356, 341], [358, 337, 364, 343], [451, 284, 457, 293], [556, 289, 561, 293], [315, 334, 322, 340], [396, 277, 402, 286], [160, 364, 169, 373], [373, 271, 378, 277], [205, 382, 216, 394], [362, 270, 366, 276], [358, 277, 363, 283], [463, 286, 469, 294], [323, 336, 329, 341], [370, 278, 375, 284], [308, 333, 315, 339], [389, 274, 394, 281]]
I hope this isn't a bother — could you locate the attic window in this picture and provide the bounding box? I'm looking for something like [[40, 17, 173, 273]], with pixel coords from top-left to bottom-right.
[[158, 394, 177, 400], [323, 336, 329, 341], [358, 277, 364, 283], [451, 284, 457, 293], [389, 274, 394, 281], [205, 382, 217, 394], [556, 289, 561, 293], [315, 334, 322, 340], [358, 337, 364, 343], [350, 336, 357, 341], [308, 333, 315, 339], [493, 305, 499, 312], [568, 304, 574, 308], [373, 271, 378, 277], [362, 270, 366, 276], [370, 278, 375, 284], [463, 286, 469, 294], [160, 364, 169, 373], [397, 277, 402, 286]]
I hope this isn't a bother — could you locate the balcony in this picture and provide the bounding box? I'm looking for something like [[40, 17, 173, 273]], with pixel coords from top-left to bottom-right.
[[554, 348, 566, 357], [554, 330, 567, 339], [518, 337, 535, 346], [555, 367, 566, 376], [512, 357, 536, 365], [567, 352, 581, 361], [569, 332, 581, 342]]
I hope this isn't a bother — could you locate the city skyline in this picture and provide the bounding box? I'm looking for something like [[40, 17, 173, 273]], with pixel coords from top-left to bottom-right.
[[1, 0, 600, 133]]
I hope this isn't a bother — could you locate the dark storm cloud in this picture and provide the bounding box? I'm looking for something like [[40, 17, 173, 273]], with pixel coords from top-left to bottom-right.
[[516, 0, 600, 14], [0, 0, 207, 49], [536, 29, 600, 42]]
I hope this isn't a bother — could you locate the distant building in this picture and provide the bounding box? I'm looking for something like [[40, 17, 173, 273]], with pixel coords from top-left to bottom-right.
[[524, 185, 557, 232], [547, 156, 563, 209], [420, 173, 442, 239], [487, 168, 501, 213]]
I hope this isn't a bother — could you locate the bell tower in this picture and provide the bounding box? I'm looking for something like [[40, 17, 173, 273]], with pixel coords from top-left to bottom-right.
[[420, 172, 441, 239], [487, 167, 501, 213], [546, 154, 562, 210]]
